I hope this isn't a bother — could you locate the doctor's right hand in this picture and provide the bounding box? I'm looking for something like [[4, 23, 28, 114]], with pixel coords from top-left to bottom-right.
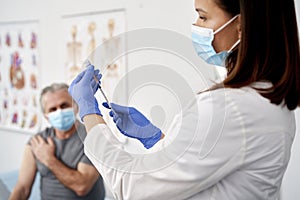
[[103, 103, 162, 149], [68, 65, 102, 120]]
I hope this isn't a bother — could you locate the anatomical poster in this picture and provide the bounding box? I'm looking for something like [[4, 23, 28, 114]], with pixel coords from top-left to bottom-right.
[[62, 9, 127, 139], [62, 9, 126, 86], [0, 20, 41, 134]]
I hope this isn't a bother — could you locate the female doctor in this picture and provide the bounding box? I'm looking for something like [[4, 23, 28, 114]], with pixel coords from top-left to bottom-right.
[[69, 0, 300, 199]]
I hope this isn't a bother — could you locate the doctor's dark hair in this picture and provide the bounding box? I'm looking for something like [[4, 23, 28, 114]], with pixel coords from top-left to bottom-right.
[[216, 0, 300, 110], [39, 83, 69, 113], [215, 0, 240, 17]]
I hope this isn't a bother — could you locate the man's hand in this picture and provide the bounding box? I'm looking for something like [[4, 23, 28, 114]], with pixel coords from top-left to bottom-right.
[[30, 135, 56, 166], [29, 135, 99, 196]]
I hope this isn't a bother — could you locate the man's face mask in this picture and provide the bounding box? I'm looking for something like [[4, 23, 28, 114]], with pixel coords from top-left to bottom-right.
[[47, 108, 75, 131], [191, 15, 240, 67]]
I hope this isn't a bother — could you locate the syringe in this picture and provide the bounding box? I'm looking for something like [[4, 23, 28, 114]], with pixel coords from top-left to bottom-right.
[[84, 60, 111, 109]]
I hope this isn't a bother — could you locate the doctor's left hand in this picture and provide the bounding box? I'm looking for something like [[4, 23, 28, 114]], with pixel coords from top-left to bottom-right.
[[68, 64, 102, 120], [103, 102, 162, 149]]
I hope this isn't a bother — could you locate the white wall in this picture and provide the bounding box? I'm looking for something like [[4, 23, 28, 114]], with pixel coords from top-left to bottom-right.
[[0, 0, 299, 200]]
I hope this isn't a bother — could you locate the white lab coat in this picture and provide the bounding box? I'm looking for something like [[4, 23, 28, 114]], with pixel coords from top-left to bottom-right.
[[84, 83, 295, 200]]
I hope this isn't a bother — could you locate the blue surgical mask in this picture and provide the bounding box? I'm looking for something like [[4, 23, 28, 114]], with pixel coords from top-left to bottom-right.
[[192, 15, 240, 67], [47, 108, 75, 131]]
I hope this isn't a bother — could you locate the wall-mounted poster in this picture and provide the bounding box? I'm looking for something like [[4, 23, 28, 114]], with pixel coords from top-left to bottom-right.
[[62, 9, 127, 141], [0, 20, 41, 134]]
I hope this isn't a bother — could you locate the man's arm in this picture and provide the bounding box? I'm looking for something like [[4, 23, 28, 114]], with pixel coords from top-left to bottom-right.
[[30, 135, 100, 196], [48, 159, 100, 196], [9, 145, 37, 200]]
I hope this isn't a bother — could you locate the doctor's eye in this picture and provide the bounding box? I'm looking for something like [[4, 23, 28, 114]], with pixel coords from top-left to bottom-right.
[[199, 15, 207, 21]]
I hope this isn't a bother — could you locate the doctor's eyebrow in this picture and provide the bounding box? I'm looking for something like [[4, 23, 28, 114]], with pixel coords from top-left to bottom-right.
[[195, 8, 208, 13]]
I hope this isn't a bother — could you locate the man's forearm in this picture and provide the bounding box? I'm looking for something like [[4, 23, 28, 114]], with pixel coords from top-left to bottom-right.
[[9, 187, 29, 200], [45, 157, 91, 196]]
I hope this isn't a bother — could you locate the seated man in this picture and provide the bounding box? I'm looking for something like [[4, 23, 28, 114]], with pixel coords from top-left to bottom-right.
[[9, 83, 105, 200]]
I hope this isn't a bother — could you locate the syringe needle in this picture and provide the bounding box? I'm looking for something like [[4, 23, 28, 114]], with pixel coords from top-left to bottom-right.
[[84, 59, 111, 109]]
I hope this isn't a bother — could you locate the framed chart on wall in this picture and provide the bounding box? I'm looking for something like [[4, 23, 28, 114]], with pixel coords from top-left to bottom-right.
[[62, 9, 128, 141], [62, 9, 127, 97], [0, 20, 41, 134]]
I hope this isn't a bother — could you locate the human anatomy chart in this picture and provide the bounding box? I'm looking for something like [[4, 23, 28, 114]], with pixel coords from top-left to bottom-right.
[[62, 10, 126, 87], [62, 10, 127, 139], [0, 21, 41, 133]]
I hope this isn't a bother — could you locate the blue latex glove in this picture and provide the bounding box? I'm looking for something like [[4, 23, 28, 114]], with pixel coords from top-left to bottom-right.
[[68, 65, 102, 120], [103, 102, 162, 149]]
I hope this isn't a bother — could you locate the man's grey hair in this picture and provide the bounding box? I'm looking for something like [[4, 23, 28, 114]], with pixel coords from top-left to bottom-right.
[[39, 83, 69, 113]]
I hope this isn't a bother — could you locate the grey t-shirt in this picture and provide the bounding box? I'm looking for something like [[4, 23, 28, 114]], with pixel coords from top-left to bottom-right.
[[31, 122, 105, 200]]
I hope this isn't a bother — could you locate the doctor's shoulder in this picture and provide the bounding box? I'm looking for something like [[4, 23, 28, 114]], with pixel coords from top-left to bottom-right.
[[195, 83, 294, 122], [192, 84, 296, 158]]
